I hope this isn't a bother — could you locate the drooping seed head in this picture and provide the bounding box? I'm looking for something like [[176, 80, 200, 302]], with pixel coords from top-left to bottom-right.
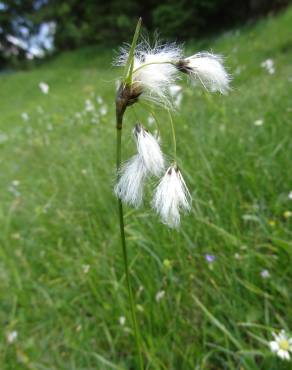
[[115, 154, 147, 208], [133, 123, 165, 176], [152, 165, 191, 228], [176, 52, 231, 94]]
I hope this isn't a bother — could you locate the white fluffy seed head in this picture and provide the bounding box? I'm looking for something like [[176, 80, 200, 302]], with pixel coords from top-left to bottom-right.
[[182, 52, 231, 94], [115, 155, 147, 208], [114, 42, 183, 107], [133, 123, 164, 176], [152, 165, 191, 228], [168, 84, 183, 108]]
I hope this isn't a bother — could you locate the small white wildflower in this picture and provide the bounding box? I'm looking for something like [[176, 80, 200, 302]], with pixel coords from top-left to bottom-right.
[[12, 180, 20, 187], [96, 95, 103, 104], [7, 330, 18, 343], [119, 316, 126, 326], [152, 165, 191, 228], [234, 253, 241, 260], [82, 264, 90, 274], [21, 112, 29, 121], [134, 123, 164, 176], [242, 214, 259, 222], [147, 116, 155, 126], [288, 191, 292, 200], [85, 99, 95, 112], [269, 330, 292, 361], [178, 52, 230, 94], [260, 269, 270, 278], [155, 290, 165, 302], [261, 59, 275, 74], [99, 105, 108, 116], [115, 155, 147, 207], [254, 118, 264, 126], [39, 82, 49, 94], [115, 42, 183, 106]]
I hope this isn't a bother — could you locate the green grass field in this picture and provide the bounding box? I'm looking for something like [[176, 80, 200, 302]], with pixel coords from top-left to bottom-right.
[[1, 7, 292, 370]]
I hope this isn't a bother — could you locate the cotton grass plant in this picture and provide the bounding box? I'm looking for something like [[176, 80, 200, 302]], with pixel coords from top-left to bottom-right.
[[114, 18, 230, 368]]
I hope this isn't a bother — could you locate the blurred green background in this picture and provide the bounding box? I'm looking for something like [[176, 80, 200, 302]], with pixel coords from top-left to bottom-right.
[[1, 1, 292, 370]]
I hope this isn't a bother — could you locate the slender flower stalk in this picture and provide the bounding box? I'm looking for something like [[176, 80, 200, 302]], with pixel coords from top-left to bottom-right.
[[115, 18, 144, 370]]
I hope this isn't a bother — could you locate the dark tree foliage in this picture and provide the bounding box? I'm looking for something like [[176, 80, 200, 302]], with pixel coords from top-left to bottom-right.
[[47, 0, 291, 48], [0, 0, 47, 65], [0, 0, 290, 66]]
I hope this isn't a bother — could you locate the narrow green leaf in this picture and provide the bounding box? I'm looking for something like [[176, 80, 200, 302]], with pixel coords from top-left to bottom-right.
[[195, 217, 242, 247], [192, 295, 242, 350], [123, 17, 142, 84]]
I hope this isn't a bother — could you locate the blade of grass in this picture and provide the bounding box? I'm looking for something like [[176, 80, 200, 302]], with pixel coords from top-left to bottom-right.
[[192, 294, 242, 350]]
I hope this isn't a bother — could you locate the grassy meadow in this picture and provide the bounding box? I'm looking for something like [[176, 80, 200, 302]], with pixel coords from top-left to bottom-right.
[[1, 7, 292, 370]]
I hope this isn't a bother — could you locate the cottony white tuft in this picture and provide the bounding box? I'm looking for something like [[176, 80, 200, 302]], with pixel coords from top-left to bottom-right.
[[168, 84, 183, 108], [6, 330, 18, 344], [155, 290, 165, 302], [115, 155, 147, 207], [39, 82, 49, 94], [169, 84, 182, 96], [180, 52, 230, 94], [152, 165, 191, 228], [134, 123, 164, 176], [269, 330, 292, 361], [115, 42, 182, 106]]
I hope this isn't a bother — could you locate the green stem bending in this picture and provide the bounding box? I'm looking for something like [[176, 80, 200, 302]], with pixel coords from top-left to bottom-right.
[[132, 60, 176, 75], [116, 106, 144, 370]]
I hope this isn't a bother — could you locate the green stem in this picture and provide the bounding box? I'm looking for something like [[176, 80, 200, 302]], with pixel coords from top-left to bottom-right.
[[138, 102, 161, 135], [132, 61, 176, 75], [168, 109, 177, 161], [116, 106, 144, 370]]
